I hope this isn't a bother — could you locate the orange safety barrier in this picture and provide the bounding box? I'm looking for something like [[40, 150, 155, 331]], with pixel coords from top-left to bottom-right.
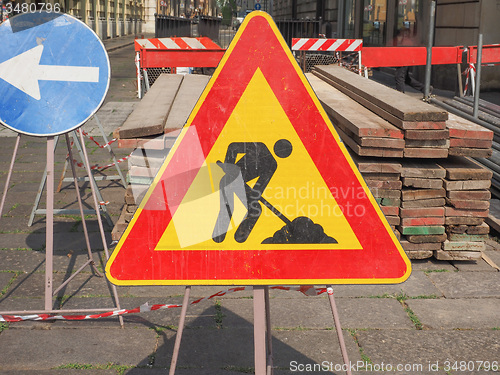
[[468, 44, 500, 65], [361, 46, 464, 68]]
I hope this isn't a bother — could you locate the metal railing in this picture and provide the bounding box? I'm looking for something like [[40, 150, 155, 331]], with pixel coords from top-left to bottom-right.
[[275, 19, 322, 47], [198, 16, 221, 43], [155, 15, 192, 37]]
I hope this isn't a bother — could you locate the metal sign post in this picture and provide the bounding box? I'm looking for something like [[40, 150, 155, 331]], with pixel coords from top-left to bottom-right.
[[0, 12, 122, 323]]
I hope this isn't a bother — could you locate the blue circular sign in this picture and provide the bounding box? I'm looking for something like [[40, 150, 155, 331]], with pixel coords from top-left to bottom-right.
[[255, 3, 262, 10], [0, 12, 110, 136]]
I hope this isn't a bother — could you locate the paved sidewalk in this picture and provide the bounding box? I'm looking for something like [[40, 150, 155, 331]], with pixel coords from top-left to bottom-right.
[[1, 36, 500, 375]]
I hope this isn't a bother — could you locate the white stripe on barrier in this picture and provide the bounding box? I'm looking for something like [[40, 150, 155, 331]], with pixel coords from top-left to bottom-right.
[[183, 37, 206, 49], [158, 38, 181, 49]]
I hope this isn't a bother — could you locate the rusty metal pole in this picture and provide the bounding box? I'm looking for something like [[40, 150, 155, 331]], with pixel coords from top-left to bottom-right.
[[424, 1, 436, 98], [45, 137, 55, 311], [169, 286, 191, 375], [0, 134, 20, 218], [327, 286, 352, 375], [254, 286, 268, 375], [473, 34, 483, 118]]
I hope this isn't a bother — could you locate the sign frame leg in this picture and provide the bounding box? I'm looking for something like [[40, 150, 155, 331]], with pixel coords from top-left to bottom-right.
[[77, 129, 124, 327], [254, 285, 273, 375], [45, 136, 55, 311], [327, 286, 352, 375], [50, 134, 104, 297], [169, 285, 192, 375], [0, 133, 21, 218]]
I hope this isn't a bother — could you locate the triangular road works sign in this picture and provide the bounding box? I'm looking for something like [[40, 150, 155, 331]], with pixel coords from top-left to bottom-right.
[[106, 12, 411, 286]]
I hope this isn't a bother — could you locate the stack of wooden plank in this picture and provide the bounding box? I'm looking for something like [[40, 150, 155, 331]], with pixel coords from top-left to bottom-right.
[[311, 65, 450, 158], [111, 73, 210, 241], [397, 161, 447, 259], [308, 74, 404, 158], [307, 66, 495, 261], [350, 154, 402, 231], [435, 157, 492, 260]]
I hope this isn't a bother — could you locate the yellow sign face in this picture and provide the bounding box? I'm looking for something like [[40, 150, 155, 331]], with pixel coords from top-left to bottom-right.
[[158, 68, 361, 250]]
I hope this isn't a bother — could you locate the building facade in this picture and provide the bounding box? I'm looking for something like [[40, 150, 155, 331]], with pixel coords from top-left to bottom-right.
[[272, 0, 500, 90], [2, 0, 152, 34]]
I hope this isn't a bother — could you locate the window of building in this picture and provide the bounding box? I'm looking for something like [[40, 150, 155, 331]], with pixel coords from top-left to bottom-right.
[[394, 0, 421, 46], [362, 0, 387, 46]]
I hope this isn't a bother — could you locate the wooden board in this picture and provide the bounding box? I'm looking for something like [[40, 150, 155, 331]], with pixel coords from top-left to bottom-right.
[[399, 226, 445, 235], [446, 113, 494, 140], [443, 179, 491, 191], [446, 198, 490, 210], [401, 188, 446, 201], [445, 216, 485, 225], [405, 129, 449, 140], [401, 160, 446, 178], [445, 207, 489, 218], [350, 154, 402, 174], [434, 250, 482, 261], [312, 65, 448, 122], [366, 179, 403, 190], [401, 197, 446, 208], [400, 207, 445, 218], [164, 74, 210, 133], [118, 74, 184, 139], [405, 234, 447, 243], [402, 177, 443, 189], [307, 73, 404, 139], [403, 148, 449, 158], [438, 156, 494, 180], [405, 139, 449, 148], [336, 127, 404, 158], [447, 189, 491, 200], [448, 147, 492, 158], [401, 217, 445, 226]]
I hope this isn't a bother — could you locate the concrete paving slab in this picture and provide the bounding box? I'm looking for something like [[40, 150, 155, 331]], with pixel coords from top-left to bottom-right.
[[427, 271, 500, 298], [2, 371, 117, 375], [155, 328, 361, 369], [124, 369, 246, 375], [52, 297, 217, 329], [221, 297, 413, 329], [0, 327, 158, 370], [314, 271, 441, 298], [483, 250, 500, 269], [410, 258, 456, 271], [451, 258, 499, 272], [356, 329, 500, 366], [406, 298, 500, 329], [0, 271, 16, 291], [4, 272, 124, 299]]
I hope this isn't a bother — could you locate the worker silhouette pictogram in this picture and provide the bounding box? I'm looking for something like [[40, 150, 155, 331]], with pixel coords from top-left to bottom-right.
[[212, 139, 293, 243]]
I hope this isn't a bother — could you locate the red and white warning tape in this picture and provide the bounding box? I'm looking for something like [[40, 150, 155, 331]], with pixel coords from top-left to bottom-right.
[[66, 130, 132, 171], [79, 129, 117, 149], [463, 63, 475, 96], [0, 285, 327, 322]]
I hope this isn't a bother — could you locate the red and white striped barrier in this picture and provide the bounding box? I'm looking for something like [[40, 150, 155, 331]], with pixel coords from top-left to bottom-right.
[[291, 38, 362, 52], [0, 285, 327, 322], [135, 37, 222, 51]]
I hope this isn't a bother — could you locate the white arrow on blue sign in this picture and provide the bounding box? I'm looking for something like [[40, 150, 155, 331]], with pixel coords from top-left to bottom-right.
[[0, 12, 110, 137]]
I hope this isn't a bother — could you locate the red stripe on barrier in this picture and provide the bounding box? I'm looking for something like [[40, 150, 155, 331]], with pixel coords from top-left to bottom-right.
[[362, 46, 463, 67], [468, 44, 500, 64]]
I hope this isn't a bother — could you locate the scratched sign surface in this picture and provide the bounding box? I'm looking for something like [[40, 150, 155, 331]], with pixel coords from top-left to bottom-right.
[[0, 12, 109, 136], [106, 12, 411, 286]]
